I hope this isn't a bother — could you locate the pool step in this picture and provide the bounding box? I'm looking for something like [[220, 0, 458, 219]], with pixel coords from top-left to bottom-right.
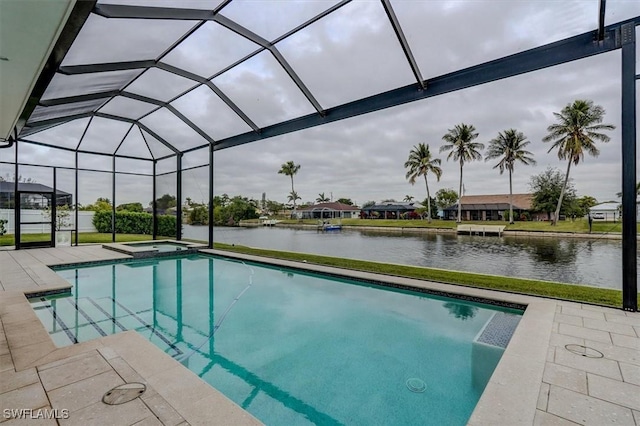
[[475, 312, 521, 349], [471, 312, 522, 391], [31, 296, 182, 357]]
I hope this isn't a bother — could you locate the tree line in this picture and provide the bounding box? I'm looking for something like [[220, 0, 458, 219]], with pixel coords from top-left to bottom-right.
[[403, 99, 613, 224]]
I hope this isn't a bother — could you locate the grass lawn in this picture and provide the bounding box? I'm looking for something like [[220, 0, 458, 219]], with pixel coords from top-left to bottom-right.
[[505, 219, 588, 232], [271, 218, 638, 234], [213, 242, 638, 308], [340, 219, 458, 228], [0, 232, 172, 246], [277, 219, 458, 228]]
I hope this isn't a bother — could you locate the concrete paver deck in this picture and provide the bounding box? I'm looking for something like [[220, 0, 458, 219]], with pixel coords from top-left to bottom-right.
[[0, 245, 638, 425]]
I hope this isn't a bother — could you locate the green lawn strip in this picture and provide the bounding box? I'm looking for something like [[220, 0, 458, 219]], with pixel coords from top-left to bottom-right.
[[213, 243, 636, 308], [272, 218, 635, 235], [0, 233, 172, 246], [276, 219, 458, 228], [505, 220, 587, 232]]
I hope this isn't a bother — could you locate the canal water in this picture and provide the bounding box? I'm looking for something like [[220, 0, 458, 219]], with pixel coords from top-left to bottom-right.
[[183, 225, 630, 291]]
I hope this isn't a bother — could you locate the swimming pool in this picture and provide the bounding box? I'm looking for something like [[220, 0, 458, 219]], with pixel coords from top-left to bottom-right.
[[33, 255, 522, 425]]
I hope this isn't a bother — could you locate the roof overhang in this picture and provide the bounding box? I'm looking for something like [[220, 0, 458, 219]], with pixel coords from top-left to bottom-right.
[[0, 0, 81, 142], [0, 0, 95, 141]]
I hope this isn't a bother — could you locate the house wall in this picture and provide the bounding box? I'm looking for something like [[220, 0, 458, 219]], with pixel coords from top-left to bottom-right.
[[445, 209, 545, 221], [589, 209, 619, 221], [530, 212, 550, 221]]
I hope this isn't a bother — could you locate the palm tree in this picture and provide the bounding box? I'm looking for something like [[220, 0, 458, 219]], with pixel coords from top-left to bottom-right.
[[403, 195, 414, 202], [485, 129, 536, 224], [278, 161, 301, 211], [316, 192, 330, 203], [287, 191, 301, 214], [440, 124, 484, 223], [404, 143, 442, 223], [543, 100, 614, 225]]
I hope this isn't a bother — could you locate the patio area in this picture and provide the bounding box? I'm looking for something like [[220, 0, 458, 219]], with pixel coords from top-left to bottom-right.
[[0, 245, 638, 425]]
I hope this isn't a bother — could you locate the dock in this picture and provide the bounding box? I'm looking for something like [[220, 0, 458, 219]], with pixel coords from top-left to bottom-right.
[[457, 224, 505, 236]]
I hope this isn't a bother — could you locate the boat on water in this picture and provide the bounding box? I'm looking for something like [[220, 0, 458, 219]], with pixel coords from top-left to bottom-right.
[[318, 220, 342, 231], [323, 224, 342, 231]]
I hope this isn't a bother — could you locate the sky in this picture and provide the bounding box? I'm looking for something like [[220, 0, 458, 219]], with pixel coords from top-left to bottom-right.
[[4, 0, 640, 207]]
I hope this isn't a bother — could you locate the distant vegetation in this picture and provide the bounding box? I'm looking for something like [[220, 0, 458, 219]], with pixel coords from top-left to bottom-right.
[[184, 194, 259, 226], [404, 143, 442, 223], [278, 160, 301, 214], [440, 123, 484, 223], [485, 129, 536, 224], [393, 99, 615, 225]]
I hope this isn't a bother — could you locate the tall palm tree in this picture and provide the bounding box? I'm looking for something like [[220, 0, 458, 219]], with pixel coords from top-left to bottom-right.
[[485, 129, 536, 224], [278, 161, 301, 211], [440, 124, 484, 223], [543, 100, 614, 225], [316, 193, 330, 203], [404, 143, 442, 223], [403, 195, 414, 202]]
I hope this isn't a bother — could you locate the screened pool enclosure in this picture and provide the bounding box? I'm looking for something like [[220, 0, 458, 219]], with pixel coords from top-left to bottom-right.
[[0, 0, 637, 310]]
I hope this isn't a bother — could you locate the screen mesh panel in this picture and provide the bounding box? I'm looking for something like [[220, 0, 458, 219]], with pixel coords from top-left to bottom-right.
[[140, 108, 210, 152], [62, 14, 195, 66], [162, 21, 258, 77], [99, 96, 159, 121], [24, 118, 91, 151], [211, 50, 317, 128], [41, 70, 142, 101]]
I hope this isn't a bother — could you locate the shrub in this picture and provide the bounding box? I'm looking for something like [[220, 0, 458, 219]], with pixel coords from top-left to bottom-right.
[[157, 215, 176, 237], [93, 210, 176, 237]]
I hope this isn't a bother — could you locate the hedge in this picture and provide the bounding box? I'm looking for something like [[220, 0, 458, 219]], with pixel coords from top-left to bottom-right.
[[93, 210, 176, 237]]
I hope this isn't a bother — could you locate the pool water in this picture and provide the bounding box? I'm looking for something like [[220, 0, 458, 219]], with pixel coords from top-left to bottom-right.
[[33, 255, 522, 425]]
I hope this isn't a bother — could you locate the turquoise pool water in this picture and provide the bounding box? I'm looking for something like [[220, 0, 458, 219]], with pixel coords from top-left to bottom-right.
[[33, 255, 522, 425]]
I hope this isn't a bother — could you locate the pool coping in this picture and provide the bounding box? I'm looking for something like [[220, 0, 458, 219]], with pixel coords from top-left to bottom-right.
[[201, 249, 555, 425]]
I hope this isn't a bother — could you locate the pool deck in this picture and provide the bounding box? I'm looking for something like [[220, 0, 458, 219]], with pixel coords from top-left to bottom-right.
[[0, 245, 638, 425]]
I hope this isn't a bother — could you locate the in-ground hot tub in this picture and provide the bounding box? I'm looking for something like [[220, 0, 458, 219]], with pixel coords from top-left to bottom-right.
[[102, 240, 207, 258]]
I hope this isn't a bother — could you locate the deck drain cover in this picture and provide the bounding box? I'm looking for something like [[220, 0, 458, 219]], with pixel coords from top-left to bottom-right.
[[102, 383, 146, 405], [406, 378, 426, 393], [564, 344, 604, 358]]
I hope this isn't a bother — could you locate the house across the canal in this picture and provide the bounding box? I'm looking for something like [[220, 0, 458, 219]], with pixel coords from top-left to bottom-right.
[[444, 194, 545, 221], [297, 202, 361, 219], [589, 202, 620, 221], [361, 201, 424, 219]]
